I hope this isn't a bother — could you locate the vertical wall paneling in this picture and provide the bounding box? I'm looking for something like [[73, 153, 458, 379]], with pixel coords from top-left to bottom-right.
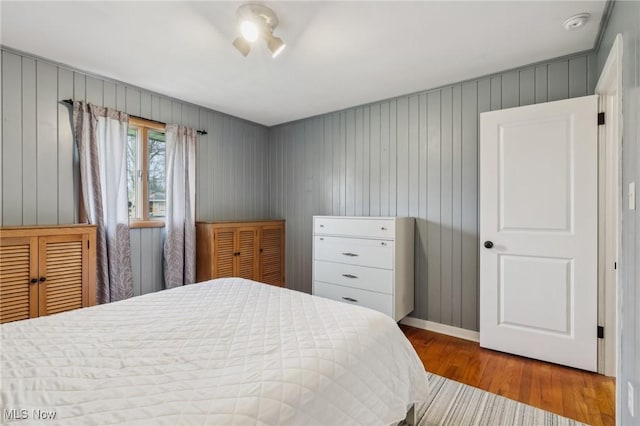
[[151, 227, 164, 293], [2, 52, 22, 226], [171, 101, 182, 125], [115, 84, 125, 112], [1, 47, 596, 323], [408, 96, 420, 219], [57, 67, 74, 224], [501, 71, 519, 109], [22, 58, 37, 225], [569, 56, 588, 98], [396, 97, 409, 216], [416, 94, 428, 321], [159, 97, 172, 124], [547, 60, 569, 101], [130, 229, 142, 296], [451, 84, 463, 327], [212, 113, 223, 218], [345, 109, 357, 216], [86, 76, 103, 105], [519, 69, 535, 106], [460, 82, 478, 331], [36, 61, 58, 225], [535, 65, 548, 103], [426, 91, 441, 322], [1, 48, 270, 297], [0, 51, 3, 224], [362, 106, 370, 216], [125, 87, 141, 116], [490, 76, 501, 111], [586, 53, 599, 95], [103, 82, 116, 109], [353, 108, 362, 216], [439, 87, 454, 325], [380, 102, 390, 216], [267, 52, 595, 331], [370, 104, 381, 216], [139, 228, 154, 295], [389, 100, 397, 216], [140, 92, 152, 118]]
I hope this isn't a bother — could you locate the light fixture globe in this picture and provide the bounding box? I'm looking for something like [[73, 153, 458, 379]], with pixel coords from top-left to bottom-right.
[[240, 20, 259, 42], [266, 32, 286, 58], [232, 37, 251, 57], [232, 3, 286, 58]]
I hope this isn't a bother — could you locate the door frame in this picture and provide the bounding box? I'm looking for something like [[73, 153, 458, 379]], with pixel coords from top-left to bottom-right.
[[595, 33, 623, 377]]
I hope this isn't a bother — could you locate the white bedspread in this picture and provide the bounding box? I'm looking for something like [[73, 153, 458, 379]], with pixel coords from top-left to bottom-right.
[[1, 278, 428, 425]]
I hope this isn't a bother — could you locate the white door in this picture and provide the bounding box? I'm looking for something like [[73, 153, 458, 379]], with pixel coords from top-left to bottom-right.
[[479, 95, 598, 371]]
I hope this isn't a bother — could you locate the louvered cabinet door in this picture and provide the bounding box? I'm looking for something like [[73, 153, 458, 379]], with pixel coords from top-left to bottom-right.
[[259, 225, 284, 286], [38, 234, 88, 316], [213, 228, 236, 278], [0, 236, 38, 323], [236, 227, 258, 280]]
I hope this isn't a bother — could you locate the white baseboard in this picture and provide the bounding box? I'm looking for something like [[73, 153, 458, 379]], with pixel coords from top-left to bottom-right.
[[400, 316, 480, 342]]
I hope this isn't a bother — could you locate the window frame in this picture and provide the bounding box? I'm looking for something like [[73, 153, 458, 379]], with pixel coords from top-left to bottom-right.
[[128, 117, 166, 229]]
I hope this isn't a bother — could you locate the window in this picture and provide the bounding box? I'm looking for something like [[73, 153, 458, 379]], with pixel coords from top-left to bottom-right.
[[127, 117, 166, 227]]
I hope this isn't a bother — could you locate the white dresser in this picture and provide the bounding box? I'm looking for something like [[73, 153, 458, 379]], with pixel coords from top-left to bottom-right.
[[312, 216, 414, 321]]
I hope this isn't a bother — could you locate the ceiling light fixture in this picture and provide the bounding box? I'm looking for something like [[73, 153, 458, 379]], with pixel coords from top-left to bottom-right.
[[563, 13, 590, 31], [240, 20, 259, 42], [232, 3, 286, 58]]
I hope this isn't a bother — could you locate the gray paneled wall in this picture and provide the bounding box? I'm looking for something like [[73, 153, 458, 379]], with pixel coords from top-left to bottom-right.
[[268, 52, 598, 331], [1, 47, 270, 295], [596, 1, 640, 423]]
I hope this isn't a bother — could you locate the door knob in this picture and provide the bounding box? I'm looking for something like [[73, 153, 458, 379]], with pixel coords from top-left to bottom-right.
[[39, 277, 47, 282], [484, 241, 494, 249], [30, 278, 38, 284]]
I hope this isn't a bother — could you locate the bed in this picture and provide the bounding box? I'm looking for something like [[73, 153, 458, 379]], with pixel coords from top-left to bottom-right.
[[1, 278, 428, 425]]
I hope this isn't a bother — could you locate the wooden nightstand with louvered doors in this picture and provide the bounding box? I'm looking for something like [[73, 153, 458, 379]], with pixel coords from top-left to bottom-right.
[[0, 225, 97, 324], [312, 216, 414, 321]]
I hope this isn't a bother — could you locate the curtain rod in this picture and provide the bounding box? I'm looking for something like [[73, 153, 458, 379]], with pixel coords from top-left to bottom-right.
[[61, 99, 208, 135]]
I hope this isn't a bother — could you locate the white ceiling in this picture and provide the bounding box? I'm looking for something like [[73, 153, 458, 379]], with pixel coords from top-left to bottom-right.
[[1, 1, 606, 126]]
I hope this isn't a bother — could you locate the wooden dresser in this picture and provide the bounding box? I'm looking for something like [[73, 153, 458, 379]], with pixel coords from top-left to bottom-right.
[[0, 224, 97, 324], [196, 220, 285, 287], [312, 216, 414, 321]]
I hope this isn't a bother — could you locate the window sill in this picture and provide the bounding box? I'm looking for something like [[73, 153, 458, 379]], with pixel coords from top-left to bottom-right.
[[130, 220, 165, 229]]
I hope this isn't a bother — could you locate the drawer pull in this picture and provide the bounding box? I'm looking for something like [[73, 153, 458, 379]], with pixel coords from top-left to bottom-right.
[[381, 242, 387, 246], [381, 227, 387, 230], [342, 274, 358, 279], [341, 252, 359, 257], [342, 297, 358, 303], [319, 224, 325, 227]]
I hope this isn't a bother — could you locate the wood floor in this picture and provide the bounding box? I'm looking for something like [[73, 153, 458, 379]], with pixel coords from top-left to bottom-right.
[[402, 325, 616, 426]]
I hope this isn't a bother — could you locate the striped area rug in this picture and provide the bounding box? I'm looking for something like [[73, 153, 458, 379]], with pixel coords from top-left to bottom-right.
[[414, 373, 585, 426]]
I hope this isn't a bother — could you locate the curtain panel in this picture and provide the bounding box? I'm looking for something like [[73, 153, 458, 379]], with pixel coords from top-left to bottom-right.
[[73, 101, 134, 303], [164, 124, 197, 288]]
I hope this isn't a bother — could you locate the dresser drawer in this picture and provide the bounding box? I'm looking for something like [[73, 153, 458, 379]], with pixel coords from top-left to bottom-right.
[[314, 260, 393, 294], [314, 217, 395, 239], [313, 236, 393, 269], [314, 281, 393, 317]]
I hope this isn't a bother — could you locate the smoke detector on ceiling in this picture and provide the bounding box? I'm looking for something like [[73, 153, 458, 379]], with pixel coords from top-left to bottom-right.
[[563, 13, 590, 31]]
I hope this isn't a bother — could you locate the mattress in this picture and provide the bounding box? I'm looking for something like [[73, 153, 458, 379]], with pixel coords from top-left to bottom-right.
[[1, 278, 428, 425]]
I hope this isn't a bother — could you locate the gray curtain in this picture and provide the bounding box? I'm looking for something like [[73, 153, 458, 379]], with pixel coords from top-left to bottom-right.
[[73, 101, 134, 303], [164, 124, 197, 288]]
